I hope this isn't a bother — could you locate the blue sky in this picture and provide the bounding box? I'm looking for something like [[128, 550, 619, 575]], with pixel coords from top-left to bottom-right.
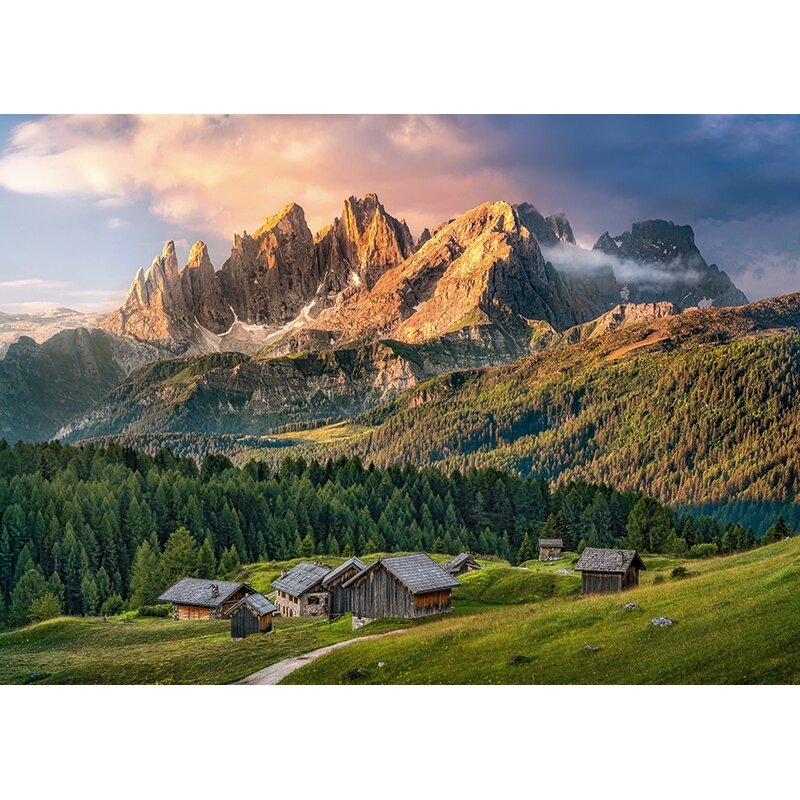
[[0, 114, 798, 313]]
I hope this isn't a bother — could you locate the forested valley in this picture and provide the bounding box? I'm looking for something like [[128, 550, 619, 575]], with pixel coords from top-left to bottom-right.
[[1, 439, 792, 629]]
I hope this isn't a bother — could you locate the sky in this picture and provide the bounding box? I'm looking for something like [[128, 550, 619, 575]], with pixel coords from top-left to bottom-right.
[[0, 114, 798, 314]]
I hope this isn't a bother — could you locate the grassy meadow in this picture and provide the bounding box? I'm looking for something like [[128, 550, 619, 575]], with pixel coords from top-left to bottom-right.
[[283, 538, 800, 684]]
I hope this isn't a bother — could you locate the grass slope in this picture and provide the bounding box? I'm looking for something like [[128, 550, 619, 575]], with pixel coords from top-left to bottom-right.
[[0, 612, 406, 685], [284, 538, 800, 684]]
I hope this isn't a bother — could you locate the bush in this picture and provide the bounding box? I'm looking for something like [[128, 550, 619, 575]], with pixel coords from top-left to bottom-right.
[[138, 604, 170, 618], [689, 543, 719, 559], [101, 594, 125, 616], [654, 574, 666, 584], [671, 565, 689, 580]]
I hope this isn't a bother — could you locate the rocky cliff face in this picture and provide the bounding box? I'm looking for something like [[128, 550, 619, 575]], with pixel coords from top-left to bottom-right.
[[593, 219, 748, 307], [99, 194, 415, 348]]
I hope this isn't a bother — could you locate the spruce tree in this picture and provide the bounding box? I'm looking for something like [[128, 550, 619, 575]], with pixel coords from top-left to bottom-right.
[[80, 572, 99, 616], [9, 569, 49, 627], [129, 540, 162, 609], [516, 532, 533, 565], [28, 592, 62, 623], [299, 533, 315, 558], [218, 545, 241, 577], [158, 527, 198, 588], [196, 537, 217, 579]]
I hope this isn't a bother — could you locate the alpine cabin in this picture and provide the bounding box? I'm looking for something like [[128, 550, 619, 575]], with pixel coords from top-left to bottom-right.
[[272, 561, 331, 617], [538, 538, 564, 561], [444, 552, 482, 576], [157, 578, 252, 620], [574, 548, 645, 594], [343, 553, 460, 629], [321, 556, 366, 618], [227, 592, 277, 639]]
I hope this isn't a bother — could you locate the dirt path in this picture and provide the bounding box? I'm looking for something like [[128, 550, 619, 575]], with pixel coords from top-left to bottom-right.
[[235, 628, 411, 685]]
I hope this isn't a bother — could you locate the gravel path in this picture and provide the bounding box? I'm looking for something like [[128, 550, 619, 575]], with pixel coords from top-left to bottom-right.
[[235, 628, 411, 685]]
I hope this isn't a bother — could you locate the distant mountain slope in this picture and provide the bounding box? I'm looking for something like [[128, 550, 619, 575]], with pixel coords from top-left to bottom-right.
[[238, 294, 800, 508], [0, 307, 104, 356], [0, 329, 183, 441]]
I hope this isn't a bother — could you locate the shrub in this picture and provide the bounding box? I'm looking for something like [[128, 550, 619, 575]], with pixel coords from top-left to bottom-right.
[[508, 654, 532, 666], [101, 594, 125, 616], [671, 565, 689, 580], [689, 543, 719, 559], [138, 604, 170, 618], [654, 574, 666, 584]]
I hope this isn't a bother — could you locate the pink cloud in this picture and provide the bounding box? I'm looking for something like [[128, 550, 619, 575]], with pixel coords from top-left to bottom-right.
[[0, 115, 540, 239]]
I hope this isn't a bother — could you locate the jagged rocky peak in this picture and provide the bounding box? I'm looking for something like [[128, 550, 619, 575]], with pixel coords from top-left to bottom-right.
[[514, 202, 576, 246], [592, 219, 748, 308], [546, 210, 576, 244], [417, 227, 432, 248], [323, 193, 415, 289]]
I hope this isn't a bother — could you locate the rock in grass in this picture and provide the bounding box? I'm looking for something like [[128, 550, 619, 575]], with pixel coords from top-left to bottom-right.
[[622, 603, 640, 612], [508, 654, 532, 666], [556, 568, 572, 575], [582, 645, 601, 653], [650, 616, 673, 627]]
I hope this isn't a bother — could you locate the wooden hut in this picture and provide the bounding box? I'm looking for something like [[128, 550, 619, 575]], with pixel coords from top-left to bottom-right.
[[538, 538, 564, 561], [322, 556, 367, 618], [272, 561, 331, 617], [227, 592, 278, 639], [574, 547, 646, 594], [156, 578, 252, 620], [343, 553, 460, 629], [443, 552, 482, 576]]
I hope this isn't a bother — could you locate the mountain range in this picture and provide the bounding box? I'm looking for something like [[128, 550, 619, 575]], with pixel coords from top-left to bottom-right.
[[0, 193, 757, 475]]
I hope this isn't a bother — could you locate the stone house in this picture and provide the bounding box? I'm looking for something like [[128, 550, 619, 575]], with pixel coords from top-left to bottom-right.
[[272, 561, 332, 617]]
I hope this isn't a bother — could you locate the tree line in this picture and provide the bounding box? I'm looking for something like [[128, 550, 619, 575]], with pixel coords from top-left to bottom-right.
[[0, 439, 792, 629]]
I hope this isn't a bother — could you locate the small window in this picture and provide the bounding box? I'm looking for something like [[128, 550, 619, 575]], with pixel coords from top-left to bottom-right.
[[308, 595, 319, 605]]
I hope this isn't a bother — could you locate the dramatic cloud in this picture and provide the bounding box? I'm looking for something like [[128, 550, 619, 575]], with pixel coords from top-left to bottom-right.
[[0, 115, 798, 302], [0, 115, 526, 237]]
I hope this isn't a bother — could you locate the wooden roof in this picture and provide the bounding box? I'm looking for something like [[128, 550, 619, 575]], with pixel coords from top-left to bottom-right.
[[574, 548, 645, 574], [226, 592, 277, 617], [156, 578, 247, 609], [443, 552, 482, 573], [343, 553, 460, 594], [538, 538, 564, 548], [272, 561, 331, 596], [322, 556, 367, 587]]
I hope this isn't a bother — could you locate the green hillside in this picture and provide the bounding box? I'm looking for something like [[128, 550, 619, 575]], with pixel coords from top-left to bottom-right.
[[240, 296, 800, 516], [0, 610, 405, 685], [283, 537, 800, 684]]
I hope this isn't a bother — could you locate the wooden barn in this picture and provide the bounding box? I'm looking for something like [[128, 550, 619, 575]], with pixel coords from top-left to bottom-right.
[[227, 592, 277, 639], [272, 561, 331, 617], [343, 553, 460, 629], [321, 556, 366, 618], [156, 578, 252, 620], [444, 552, 482, 576], [538, 538, 564, 561], [574, 547, 646, 594]]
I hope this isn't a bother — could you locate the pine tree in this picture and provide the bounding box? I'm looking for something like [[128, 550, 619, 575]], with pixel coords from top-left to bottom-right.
[[196, 537, 217, 579], [299, 533, 315, 558], [95, 566, 112, 606], [158, 527, 198, 588], [627, 497, 672, 553], [218, 545, 241, 577], [80, 572, 99, 616], [516, 532, 533, 565], [9, 569, 49, 627], [763, 515, 792, 544], [27, 592, 62, 623], [129, 539, 162, 609]]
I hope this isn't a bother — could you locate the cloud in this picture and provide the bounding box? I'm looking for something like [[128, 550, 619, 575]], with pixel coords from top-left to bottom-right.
[[0, 115, 527, 238], [0, 278, 69, 288], [106, 217, 128, 230], [540, 244, 704, 287]]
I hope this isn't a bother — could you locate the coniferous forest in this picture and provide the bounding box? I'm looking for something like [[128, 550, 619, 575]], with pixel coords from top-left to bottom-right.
[[1, 439, 790, 629]]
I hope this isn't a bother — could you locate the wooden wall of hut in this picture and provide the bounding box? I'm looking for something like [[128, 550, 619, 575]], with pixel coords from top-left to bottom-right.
[[351, 569, 415, 619], [581, 572, 624, 595]]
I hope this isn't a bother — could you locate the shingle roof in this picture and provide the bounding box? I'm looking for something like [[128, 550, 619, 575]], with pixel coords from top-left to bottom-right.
[[344, 553, 460, 594], [538, 538, 564, 548], [444, 553, 481, 573], [272, 561, 331, 597], [227, 592, 277, 617], [322, 557, 366, 587], [156, 578, 246, 608], [574, 548, 645, 574]]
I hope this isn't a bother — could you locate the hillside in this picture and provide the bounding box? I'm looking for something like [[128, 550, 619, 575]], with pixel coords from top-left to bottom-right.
[[241, 294, 800, 510], [283, 536, 800, 684]]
